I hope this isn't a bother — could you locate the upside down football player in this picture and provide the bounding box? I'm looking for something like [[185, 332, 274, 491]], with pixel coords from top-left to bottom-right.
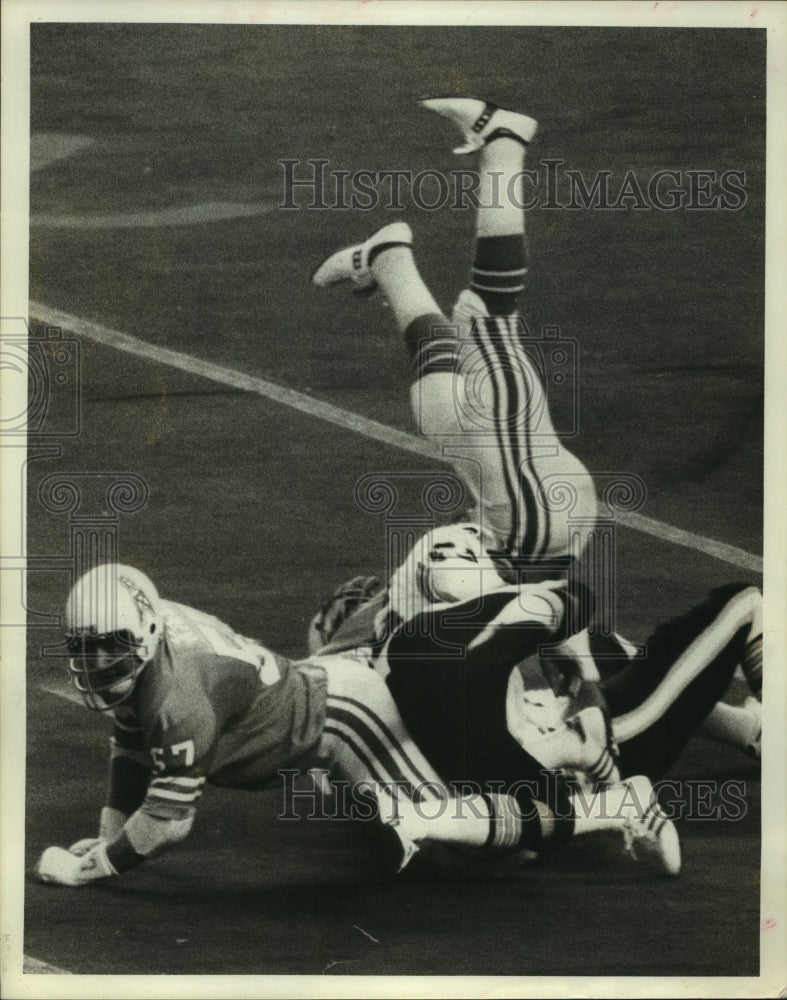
[[314, 99, 598, 568], [37, 562, 684, 887], [312, 96, 617, 688]]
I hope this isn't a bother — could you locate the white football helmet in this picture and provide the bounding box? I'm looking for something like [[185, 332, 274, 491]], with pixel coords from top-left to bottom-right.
[[387, 523, 508, 623], [65, 564, 162, 711]]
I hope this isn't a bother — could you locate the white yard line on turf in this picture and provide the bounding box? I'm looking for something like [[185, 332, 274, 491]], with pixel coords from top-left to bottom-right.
[[31, 202, 276, 229], [39, 683, 83, 706], [28, 301, 764, 575], [30, 133, 94, 172]]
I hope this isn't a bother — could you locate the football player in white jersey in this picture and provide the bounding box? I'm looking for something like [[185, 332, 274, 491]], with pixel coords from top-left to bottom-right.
[[312, 96, 605, 681], [313, 97, 598, 561]]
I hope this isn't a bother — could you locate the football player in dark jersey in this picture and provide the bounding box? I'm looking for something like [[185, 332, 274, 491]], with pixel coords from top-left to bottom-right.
[[311, 525, 762, 784]]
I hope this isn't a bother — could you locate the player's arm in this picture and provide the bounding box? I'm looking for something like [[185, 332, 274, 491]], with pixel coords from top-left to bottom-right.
[[64, 726, 152, 859], [103, 728, 153, 837], [38, 732, 207, 887], [402, 580, 590, 667]]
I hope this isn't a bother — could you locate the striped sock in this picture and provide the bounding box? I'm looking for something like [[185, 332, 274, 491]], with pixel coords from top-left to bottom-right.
[[482, 793, 524, 851], [403, 313, 460, 376], [471, 234, 528, 315], [367, 240, 411, 268], [742, 635, 762, 699], [585, 746, 621, 785]]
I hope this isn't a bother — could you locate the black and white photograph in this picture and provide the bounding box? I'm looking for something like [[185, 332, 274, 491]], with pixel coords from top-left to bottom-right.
[[1, 1, 785, 996]]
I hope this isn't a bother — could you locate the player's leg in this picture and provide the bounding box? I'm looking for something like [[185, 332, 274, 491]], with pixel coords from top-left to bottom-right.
[[417, 99, 598, 562], [313, 654, 575, 866], [604, 583, 763, 778], [312, 220, 450, 344], [381, 769, 680, 876], [428, 97, 533, 320], [313, 223, 465, 439], [314, 654, 444, 801], [310, 102, 563, 558], [311, 654, 678, 874], [415, 100, 544, 551], [696, 698, 761, 760]]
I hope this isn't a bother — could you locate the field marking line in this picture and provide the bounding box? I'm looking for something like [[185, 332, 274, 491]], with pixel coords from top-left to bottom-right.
[[614, 511, 762, 574], [31, 132, 276, 228], [39, 683, 82, 706], [28, 301, 763, 575], [29, 301, 440, 461], [31, 202, 276, 229], [30, 133, 94, 173], [22, 954, 73, 974]]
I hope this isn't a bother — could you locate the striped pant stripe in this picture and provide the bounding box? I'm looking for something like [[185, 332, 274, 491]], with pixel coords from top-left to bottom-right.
[[471, 320, 523, 553], [326, 695, 439, 802], [473, 317, 546, 556], [323, 718, 414, 798], [500, 317, 552, 556], [330, 694, 438, 789]]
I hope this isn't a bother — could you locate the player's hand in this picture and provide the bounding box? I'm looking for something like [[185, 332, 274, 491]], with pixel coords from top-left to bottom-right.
[[37, 841, 117, 886]]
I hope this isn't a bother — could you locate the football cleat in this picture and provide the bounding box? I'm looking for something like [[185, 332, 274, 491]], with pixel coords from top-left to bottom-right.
[[567, 705, 621, 786], [419, 97, 538, 155], [620, 775, 681, 876], [311, 221, 413, 293]]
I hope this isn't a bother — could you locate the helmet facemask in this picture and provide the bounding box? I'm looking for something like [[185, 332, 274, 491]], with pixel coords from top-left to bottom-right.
[[66, 628, 151, 711]]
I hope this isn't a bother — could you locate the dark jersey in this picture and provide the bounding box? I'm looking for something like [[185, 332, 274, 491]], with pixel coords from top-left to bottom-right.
[[376, 584, 578, 793]]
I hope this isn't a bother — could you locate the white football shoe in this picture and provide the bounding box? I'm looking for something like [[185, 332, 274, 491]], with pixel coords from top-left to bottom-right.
[[312, 221, 413, 293], [620, 775, 681, 877], [419, 97, 538, 155]]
